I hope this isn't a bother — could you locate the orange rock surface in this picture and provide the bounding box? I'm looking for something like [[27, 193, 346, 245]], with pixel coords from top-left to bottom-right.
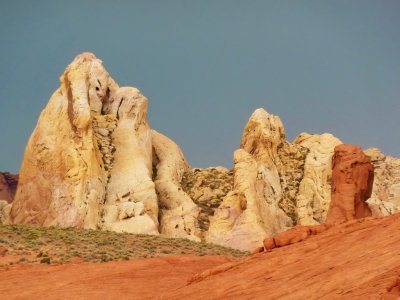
[[1, 214, 400, 299], [166, 213, 400, 299], [0, 255, 233, 300], [326, 144, 374, 225]]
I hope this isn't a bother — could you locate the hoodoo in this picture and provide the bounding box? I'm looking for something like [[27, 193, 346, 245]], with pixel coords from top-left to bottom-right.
[[326, 144, 374, 224]]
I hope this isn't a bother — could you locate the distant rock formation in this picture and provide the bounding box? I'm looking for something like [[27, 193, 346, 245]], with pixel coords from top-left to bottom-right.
[[0, 172, 18, 203], [325, 144, 373, 225]]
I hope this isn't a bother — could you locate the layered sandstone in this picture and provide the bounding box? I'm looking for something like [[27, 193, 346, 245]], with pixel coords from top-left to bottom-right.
[[325, 144, 373, 224], [166, 213, 400, 300], [0, 172, 18, 203]]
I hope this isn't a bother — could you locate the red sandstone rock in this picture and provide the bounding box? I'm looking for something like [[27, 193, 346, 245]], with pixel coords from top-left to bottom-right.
[[166, 213, 400, 299], [0, 255, 234, 299], [263, 237, 276, 250], [326, 144, 373, 225], [0, 172, 18, 203], [273, 226, 311, 247]]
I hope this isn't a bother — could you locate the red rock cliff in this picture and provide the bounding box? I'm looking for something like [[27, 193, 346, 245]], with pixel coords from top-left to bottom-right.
[[0, 172, 18, 203], [325, 144, 373, 225]]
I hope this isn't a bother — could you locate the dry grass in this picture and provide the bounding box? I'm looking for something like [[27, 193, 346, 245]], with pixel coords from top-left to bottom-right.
[[0, 224, 249, 267]]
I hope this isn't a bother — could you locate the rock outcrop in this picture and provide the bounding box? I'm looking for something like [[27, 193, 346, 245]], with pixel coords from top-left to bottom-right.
[[293, 133, 342, 225], [207, 109, 305, 251], [365, 148, 400, 216], [0, 172, 18, 203], [325, 144, 373, 225], [205, 108, 350, 251], [8, 53, 201, 239], [9, 53, 116, 228]]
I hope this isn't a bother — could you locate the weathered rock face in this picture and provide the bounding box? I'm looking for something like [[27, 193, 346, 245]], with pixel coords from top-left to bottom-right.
[[152, 130, 201, 241], [325, 144, 373, 225], [8, 52, 200, 239], [293, 133, 342, 225], [365, 148, 400, 216], [0, 172, 18, 203], [102, 87, 159, 234]]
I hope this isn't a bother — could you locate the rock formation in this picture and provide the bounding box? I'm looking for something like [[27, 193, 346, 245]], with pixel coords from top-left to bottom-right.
[[166, 213, 400, 300], [0, 172, 18, 203], [102, 87, 159, 234], [325, 144, 373, 225], [365, 148, 400, 216], [293, 133, 342, 225], [8, 52, 201, 240], [207, 109, 305, 251], [9, 53, 116, 228], [7, 52, 400, 250]]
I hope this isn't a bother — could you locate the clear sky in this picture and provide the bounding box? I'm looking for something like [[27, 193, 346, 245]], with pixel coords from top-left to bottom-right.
[[0, 0, 399, 173]]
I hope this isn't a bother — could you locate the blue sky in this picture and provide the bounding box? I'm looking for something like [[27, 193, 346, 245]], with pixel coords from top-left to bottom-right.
[[1, 0, 399, 173]]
